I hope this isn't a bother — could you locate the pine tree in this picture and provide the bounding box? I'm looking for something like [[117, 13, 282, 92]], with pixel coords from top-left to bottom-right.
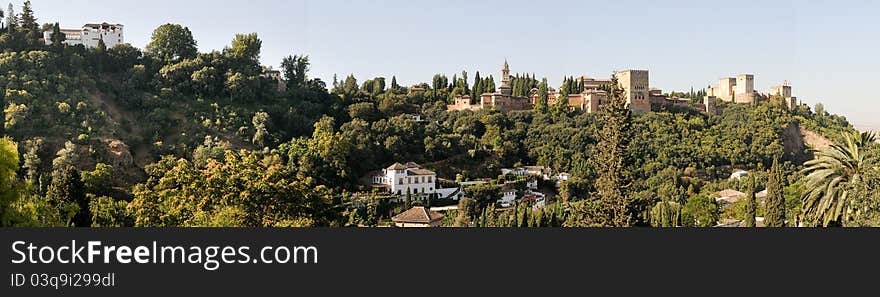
[[744, 176, 757, 227], [19, 1, 37, 34], [593, 75, 634, 226], [765, 158, 786, 227]]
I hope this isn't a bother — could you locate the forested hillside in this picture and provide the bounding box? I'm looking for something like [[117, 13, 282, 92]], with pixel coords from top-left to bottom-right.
[[2, 2, 877, 228]]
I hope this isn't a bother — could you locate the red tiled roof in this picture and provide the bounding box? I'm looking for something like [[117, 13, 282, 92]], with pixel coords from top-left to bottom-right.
[[392, 207, 444, 224]]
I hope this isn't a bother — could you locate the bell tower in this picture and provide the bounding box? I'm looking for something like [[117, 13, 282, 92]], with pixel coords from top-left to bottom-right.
[[499, 59, 512, 96]]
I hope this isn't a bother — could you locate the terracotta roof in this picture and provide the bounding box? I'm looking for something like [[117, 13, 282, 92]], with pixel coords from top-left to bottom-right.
[[718, 189, 746, 198], [387, 162, 407, 170], [392, 207, 444, 224], [407, 168, 435, 176]]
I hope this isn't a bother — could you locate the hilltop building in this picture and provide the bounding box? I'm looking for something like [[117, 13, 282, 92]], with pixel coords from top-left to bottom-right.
[[43, 23, 124, 48], [535, 70, 714, 114], [447, 61, 532, 113], [261, 66, 285, 92], [615, 70, 652, 114], [770, 81, 798, 110], [706, 74, 798, 109], [370, 162, 437, 197]]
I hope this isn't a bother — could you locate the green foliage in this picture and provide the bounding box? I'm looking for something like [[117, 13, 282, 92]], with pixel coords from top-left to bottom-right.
[[146, 24, 198, 64], [128, 150, 335, 227], [682, 194, 719, 227], [81, 163, 113, 197], [592, 76, 634, 226], [89, 195, 132, 227], [800, 131, 877, 226], [46, 165, 89, 227], [454, 198, 476, 227], [0, 137, 22, 225], [765, 158, 786, 227], [465, 183, 502, 207], [649, 200, 681, 227], [743, 176, 757, 227]]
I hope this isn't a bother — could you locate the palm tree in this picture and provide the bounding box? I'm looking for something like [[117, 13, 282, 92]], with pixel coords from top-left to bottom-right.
[[800, 131, 877, 226]]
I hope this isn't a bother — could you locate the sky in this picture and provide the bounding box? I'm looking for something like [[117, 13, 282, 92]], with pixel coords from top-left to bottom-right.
[[14, 0, 880, 128]]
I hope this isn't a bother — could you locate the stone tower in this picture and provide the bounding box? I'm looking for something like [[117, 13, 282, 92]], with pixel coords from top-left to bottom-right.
[[499, 60, 512, 96], [615, 70, 651, 114]]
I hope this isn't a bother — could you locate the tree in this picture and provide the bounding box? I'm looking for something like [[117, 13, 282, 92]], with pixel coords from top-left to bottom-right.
[[129, 151, 335, 227], [800, 131, 876, 226], [592, 76, 634, 226], [227, 33, 262, 73], [814, 103, 825, 116], [536, 78, 549, 113], [682, 194, 719, 227], [81, 163, 113, 197], [0, 138, 21, 226], [281, 54, 309, 90], [49, 23, 65, 49], [46, 166, 89, 227], [465, 184, 501, 207], [650, 200, 681, 227], [743, 176, 757, 227], [765, 158, 786, 227], [454, 198, 476, 227], [145, 24, 198, 64], [18, 1, 38, 37], [252, 111, 269, 147]]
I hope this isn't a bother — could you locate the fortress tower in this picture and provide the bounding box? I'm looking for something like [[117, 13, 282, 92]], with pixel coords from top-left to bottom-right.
[[615, 70, 651, 114]]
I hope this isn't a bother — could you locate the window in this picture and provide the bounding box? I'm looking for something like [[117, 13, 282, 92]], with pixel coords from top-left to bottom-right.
[[399, 178, 403, 185]]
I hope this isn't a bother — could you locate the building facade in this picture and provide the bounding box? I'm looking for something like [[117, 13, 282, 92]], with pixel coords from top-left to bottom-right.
[[770, 81, 798, 110], [615, 70, 652, 114], [43, 23, 124, 49], [371, 162, 437, 197], [707, 74, 798, 109], [447, 61, 532, 113]]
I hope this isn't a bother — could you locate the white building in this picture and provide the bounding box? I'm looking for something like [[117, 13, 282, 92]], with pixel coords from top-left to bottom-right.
[[501, 166, 553, 180], [729, 170, 749, 180], [371, 162, 437, 198], [43, 23, 124, 49]]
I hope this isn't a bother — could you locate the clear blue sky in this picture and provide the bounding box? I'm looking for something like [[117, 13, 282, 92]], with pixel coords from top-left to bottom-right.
[[16, 0, 880, 128]]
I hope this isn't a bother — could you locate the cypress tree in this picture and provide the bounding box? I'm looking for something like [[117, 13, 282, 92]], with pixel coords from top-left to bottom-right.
[[536, 78, 549, 113], [50, 23, 66, 50], [594, 75, 634, 226], [765, 159, 786, 227], [743, 176, 757, 227]]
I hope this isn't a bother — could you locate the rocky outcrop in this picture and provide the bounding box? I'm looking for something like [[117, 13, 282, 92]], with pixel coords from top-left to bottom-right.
[[782, 122, 832, 163]]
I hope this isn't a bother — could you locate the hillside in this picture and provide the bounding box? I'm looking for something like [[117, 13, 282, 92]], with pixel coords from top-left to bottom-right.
[[0, 3, 868, 227]]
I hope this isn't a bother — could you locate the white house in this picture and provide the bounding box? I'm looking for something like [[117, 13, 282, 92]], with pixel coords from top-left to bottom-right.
[[371, 162, 437, 198], [499, 183, 518, 208], [729, 170, 749, 180], [43, 23, 124, 49]]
